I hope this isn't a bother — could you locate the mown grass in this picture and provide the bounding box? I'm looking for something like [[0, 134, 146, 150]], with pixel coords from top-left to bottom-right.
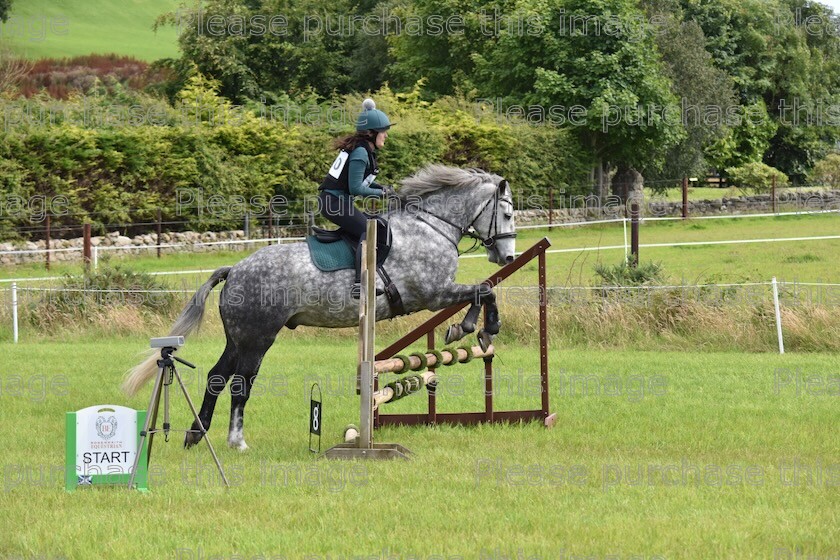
[[0, 334, 837, 559], [3, 0, 179, 61]]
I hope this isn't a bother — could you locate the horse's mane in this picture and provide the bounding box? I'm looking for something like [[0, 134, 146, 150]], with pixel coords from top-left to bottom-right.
[[399, 164, 502, 197]]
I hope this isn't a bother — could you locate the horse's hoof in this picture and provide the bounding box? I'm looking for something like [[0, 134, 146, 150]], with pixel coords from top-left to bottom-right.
[[445, 324, 464, 344], [228, 438, 249, 452], [184, 431, 203, 449], [477, 330, 494, 353]]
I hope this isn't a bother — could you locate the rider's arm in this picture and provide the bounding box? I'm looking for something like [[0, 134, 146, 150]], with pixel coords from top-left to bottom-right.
[[347, 147, 385, 197]]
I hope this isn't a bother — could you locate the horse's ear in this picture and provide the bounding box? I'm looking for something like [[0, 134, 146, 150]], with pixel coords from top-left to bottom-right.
[[498, 179, 509, 194]]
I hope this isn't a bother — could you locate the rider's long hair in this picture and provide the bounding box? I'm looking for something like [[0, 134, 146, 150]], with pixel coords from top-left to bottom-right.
[[332, 130, 376, 152]]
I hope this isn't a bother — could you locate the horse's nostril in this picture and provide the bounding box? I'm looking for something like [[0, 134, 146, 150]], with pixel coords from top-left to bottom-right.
[[505, 255, 514, 263]]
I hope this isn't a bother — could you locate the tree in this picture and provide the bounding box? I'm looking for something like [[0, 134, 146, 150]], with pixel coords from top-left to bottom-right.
[[0, 0, 12, 23], [679, 0, 840, 182], [158, 0, 363, 102], [471, 0, 684, 197], [644, 16, 737, 185]]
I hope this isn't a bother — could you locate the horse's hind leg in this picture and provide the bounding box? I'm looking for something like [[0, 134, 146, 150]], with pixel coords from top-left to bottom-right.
[[227, 340, 273, 451], [185, 341, 237, 449]]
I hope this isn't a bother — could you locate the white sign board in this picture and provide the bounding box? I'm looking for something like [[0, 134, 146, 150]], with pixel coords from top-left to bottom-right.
[[75, 405, 138, 477]]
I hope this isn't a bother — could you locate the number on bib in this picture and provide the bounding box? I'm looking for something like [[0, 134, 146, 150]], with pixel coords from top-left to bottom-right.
[[328, 151, 349, 179]]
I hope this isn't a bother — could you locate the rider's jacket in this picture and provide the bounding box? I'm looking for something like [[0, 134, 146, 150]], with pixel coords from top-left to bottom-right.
[[319, 142, 382, 197]]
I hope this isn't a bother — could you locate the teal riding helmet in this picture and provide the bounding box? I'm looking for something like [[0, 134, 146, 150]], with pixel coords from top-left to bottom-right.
[[356, 98, 393, 132]]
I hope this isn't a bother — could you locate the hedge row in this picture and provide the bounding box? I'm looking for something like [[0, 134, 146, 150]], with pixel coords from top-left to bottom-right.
[[0, 83, 592, 239]]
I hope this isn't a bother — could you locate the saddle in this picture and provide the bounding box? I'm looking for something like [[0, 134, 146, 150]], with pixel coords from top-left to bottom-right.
[[306, 218, 405, 315]]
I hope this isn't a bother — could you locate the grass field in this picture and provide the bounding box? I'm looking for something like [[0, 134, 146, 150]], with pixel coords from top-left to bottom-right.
[[2, 0, 179, 61], [1, 212, 837, 558], [0, 334, 837, 559], [3, 213, 839, 287]]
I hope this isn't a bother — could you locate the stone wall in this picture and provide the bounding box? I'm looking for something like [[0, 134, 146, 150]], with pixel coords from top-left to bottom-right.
[[2, 190, 838, 265], [515, 190, 840, 224]]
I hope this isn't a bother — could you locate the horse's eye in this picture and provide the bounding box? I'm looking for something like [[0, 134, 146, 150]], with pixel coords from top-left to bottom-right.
[[504, 213, 513, 220]]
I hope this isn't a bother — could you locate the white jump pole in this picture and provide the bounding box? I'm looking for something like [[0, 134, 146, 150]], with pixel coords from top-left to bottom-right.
[[623, 217, 628, 260], [771, 277, 784, 354], [12, 282, 18, 343]]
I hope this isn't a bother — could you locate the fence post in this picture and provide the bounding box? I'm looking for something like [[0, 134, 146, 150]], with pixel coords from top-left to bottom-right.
[[772, 277, 784, 354], [548, 186, 554, 231], [12, 282, 18, 343], [83, 223, 91, 270], [630, 201, 640, 267], [682, 176, 688, 219], [772, 175, 777, 214], [269, 208, 275, 244], [623, 217, 628, 260], [156, 208, 162, 258], [45, 214, 51, 271], [93, 246, 98, 270], [244, 212, 251, 240]]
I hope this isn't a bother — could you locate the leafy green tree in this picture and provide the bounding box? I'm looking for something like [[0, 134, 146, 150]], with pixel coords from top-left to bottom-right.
[[644, 15, 737, 185], [679, 0, 840, 181], [0, 0, 12, 22], [705, 99, 777, 171], [471, 0, 684, 196], [158, 0, 361, 102]]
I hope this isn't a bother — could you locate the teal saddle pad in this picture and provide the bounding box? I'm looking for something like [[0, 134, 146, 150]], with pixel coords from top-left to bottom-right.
[[306, 236, 355, 272]]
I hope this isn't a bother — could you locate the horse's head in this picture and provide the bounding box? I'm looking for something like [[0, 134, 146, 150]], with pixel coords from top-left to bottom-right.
[[470, 178, 517, 265], [398, 165, 517, 264]]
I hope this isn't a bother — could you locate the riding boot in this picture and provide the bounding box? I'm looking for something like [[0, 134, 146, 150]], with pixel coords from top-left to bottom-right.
[[350, 240, 363, 299], [350, 238, 385, 299]]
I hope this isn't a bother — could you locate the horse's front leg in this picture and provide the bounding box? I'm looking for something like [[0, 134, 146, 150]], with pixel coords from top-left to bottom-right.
[[435, 283, 498, 351], [477, 288, 500, 352]]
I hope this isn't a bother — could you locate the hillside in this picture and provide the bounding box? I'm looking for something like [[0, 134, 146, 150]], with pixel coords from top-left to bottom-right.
[[3, 0, 180, 61]]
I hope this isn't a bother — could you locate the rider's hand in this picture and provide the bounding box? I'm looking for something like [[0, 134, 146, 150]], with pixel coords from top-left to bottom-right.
[[380, 184, 398, 198]]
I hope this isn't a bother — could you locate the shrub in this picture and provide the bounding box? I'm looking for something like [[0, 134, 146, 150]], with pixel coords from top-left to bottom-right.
[[810, 153, 840, 188], [724, 162, 789, 193], [593, 257, 664, 287]]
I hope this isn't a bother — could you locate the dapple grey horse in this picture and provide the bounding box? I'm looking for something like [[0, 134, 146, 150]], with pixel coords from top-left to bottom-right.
[[123, 164, 517, 450]]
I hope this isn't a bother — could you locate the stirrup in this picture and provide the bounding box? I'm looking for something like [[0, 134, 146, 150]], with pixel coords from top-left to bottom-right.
[[350, 283, 385, 299]]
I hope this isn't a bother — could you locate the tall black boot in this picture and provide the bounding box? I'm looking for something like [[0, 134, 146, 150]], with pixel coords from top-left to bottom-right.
[[350, 237, 385, 300], [350, 239, 363, 299]]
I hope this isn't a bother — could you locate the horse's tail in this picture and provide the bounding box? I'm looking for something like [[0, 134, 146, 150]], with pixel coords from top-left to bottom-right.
[[122, 266, 232, 396]]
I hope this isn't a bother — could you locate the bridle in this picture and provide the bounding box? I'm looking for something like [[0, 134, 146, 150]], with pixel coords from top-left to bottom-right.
[[412, 180, 517, 255]]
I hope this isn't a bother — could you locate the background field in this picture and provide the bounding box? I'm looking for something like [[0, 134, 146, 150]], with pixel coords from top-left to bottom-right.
[[3, 214, 840, 286], [0, 335, 837, 559], [2, 0, 179, 61]]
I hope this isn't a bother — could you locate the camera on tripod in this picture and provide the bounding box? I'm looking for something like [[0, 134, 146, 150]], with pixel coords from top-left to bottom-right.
[[150, 336, 185, 349], [127, 335, 229, 489]]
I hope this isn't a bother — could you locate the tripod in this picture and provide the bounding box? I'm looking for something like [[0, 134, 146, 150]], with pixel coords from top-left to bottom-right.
[[127, 346, 229, 489]]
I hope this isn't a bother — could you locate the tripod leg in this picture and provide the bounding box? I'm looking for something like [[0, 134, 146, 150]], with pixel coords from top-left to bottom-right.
[[174, 367, 230, 487], [128, 366, 164, 489]]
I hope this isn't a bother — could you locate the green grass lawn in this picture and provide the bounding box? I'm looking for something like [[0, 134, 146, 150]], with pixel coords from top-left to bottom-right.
[[3, 213, 839, 287], [2, 0, 180, 61], [0, 334, 837, 558]]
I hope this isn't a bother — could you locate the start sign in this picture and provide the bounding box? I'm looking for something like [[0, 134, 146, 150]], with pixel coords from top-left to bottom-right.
[[65, 405, 148, 491]]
